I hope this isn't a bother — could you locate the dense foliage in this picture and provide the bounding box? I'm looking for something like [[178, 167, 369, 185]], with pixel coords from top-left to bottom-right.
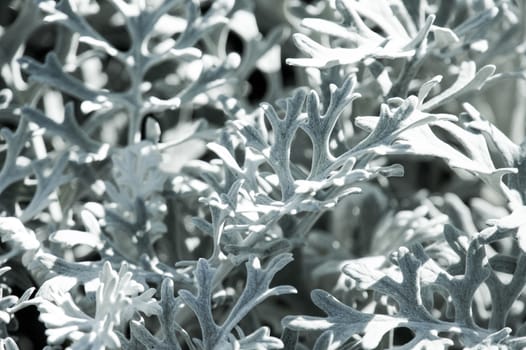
[[1, 0, 526, 349]]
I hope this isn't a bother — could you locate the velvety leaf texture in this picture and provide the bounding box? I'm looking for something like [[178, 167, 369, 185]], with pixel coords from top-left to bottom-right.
[[1, 0, 526, 349]]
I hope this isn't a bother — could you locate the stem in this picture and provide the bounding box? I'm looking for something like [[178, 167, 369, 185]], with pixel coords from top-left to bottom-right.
[[128, 106, 142, 144]]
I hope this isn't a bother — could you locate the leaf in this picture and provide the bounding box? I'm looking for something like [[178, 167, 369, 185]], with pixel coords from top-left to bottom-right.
[[0, 0, 39, 67], [283, 289, 403, 350], [351, 95, 455, 155], [223, 254, 296, 329], [302, 77, 359, 178], [33, 253, 102, 297], [0, 217, 40, 253], [207, 142, 244, 176], [0, 120, 32, 195], [286, 33, 414, 68], [238, 327, 283, 350], [20, 152, 72, 222], [417, 75, 443, 106], [287, 1, 436, 69], [488, 206, 526, 252], [178, 254, 295, 348], [431, 26, 460, 48], [173, 0, 234, 49], [149, 53, 240, 112], [0, 337, 19, 350], [285, 230, 516, 349], [39, 0, 119, 56], [49, 229, 103, 249], [22, 104, 102, 153], [19, 53, 112, 104], [421, 62, 495, 111], [178, 258, 220, 348]]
